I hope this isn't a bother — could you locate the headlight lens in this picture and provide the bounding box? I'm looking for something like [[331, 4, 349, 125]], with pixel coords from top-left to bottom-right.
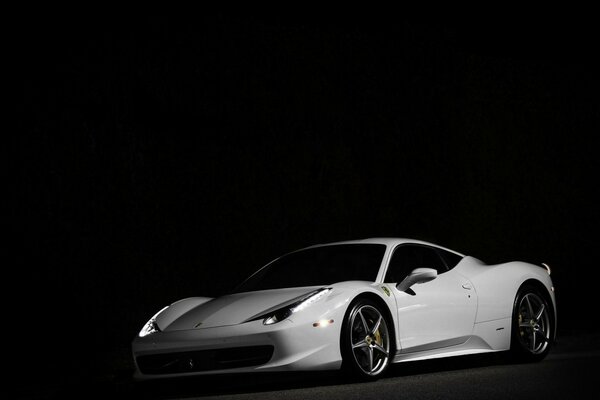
[[138, 306, 169, 337], [261, 288, 331, 325]]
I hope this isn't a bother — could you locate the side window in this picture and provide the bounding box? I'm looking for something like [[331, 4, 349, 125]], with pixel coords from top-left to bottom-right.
[[385, 245, 447, 283], [436, 248, 464, 270]]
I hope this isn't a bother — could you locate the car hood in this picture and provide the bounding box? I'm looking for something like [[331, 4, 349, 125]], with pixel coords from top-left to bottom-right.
[[163, 286, 322, 331]]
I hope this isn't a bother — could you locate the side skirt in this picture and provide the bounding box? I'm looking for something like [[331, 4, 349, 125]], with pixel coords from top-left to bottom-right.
[[392, 335, 499, 363]]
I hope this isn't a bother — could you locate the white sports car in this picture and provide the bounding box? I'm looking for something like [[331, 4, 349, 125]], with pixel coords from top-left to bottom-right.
[[132, 238, 556, 380]]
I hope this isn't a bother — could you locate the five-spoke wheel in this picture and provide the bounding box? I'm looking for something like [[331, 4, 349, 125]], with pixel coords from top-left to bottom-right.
[[342, 299, 391, 379], [511, 284, 553, 361]]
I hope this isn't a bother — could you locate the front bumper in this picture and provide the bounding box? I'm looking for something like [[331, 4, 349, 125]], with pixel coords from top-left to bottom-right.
[[131, 318, 342, 379]]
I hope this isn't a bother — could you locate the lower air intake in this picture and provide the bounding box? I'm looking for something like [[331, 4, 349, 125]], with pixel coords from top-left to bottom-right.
[[136, 345, 274, 375]]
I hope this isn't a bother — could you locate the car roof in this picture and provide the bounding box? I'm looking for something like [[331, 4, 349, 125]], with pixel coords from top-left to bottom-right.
[[304, 237, 465, 257]]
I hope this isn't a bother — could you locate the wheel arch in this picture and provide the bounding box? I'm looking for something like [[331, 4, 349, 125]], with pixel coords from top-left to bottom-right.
[[339, 292, 398, 357], [514, 278, 557, 343]]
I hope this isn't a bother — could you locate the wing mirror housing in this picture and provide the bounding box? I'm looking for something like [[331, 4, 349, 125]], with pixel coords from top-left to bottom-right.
[[396, 268, 438, 292]]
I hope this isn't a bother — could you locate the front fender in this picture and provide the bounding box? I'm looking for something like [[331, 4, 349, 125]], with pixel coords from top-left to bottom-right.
[[304, 281, 399, 353]]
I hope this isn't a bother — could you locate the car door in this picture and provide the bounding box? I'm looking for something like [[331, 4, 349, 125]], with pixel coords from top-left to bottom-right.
[[385, 244, 477, 353]]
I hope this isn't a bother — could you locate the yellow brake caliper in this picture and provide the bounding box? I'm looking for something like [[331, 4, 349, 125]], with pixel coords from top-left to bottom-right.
[[519, 313, 524, 336], [374, 327, 383, 345]]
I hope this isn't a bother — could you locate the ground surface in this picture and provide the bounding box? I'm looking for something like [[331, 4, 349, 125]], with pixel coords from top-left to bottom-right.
[[25, 331, 599, 399]]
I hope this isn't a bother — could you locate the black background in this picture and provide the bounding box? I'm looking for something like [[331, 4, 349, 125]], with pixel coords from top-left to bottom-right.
[[15, 16, 599, 389]]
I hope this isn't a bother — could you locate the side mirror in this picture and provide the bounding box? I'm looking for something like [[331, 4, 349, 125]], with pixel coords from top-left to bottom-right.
[[396, 268, 437, 292]]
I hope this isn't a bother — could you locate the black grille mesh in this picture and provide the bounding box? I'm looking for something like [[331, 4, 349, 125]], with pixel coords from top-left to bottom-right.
[[136, 345, 274, 375]]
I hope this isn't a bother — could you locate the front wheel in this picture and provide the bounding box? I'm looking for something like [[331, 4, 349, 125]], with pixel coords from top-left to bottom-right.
[[510, 284, 554, 362], [341, 299, 392, 379]]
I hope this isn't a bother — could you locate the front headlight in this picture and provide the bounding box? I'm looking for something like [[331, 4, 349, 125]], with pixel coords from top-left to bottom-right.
[[259, 288, 332, 325], [138, 306, 169, 337]]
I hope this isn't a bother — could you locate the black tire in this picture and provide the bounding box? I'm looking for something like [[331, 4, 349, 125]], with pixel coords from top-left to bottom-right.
[[510, 284, 554, 362], [341, 298, 393, 380]]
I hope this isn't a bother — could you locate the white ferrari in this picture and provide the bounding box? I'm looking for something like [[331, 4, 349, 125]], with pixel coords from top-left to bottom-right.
[[132, 238, 556, 380]]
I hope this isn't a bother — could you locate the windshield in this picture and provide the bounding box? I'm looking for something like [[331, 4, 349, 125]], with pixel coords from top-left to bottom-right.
[[233, 244, 386, 293]]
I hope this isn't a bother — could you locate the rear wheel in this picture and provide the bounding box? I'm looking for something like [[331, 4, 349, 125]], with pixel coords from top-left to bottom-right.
[[341, 298, 392, 379], [510, 284, 553, 362]]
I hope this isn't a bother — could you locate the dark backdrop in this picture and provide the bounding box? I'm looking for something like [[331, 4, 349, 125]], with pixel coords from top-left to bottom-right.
[[15, 16, 599, 386]]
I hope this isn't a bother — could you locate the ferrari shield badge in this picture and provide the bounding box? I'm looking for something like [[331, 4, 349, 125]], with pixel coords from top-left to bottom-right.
[[381, 286, 391, 297]]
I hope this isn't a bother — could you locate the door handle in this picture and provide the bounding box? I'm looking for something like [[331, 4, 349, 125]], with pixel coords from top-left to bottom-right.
[[462, 282, 473, 290]]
